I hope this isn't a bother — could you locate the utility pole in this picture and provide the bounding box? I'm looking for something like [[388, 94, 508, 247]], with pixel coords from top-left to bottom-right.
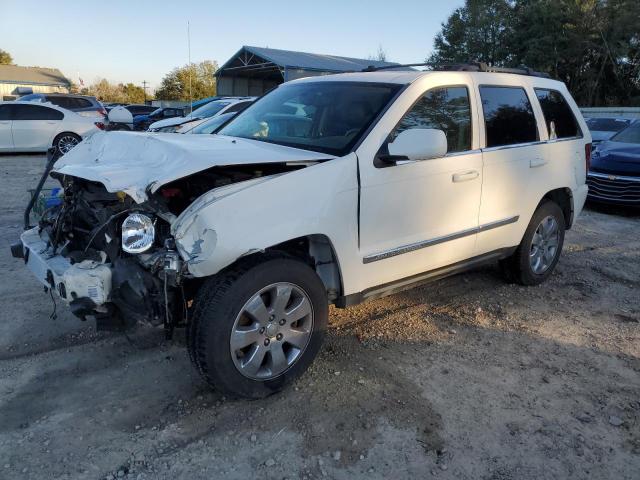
[[142, 80, 149, 104], [187, 21, 192, 115]]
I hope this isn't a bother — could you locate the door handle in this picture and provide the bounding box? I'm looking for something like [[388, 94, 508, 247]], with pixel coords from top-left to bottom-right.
[[46, 121, 57, 124], [529, 157, 547, 168], [452, 170, 479, 183]]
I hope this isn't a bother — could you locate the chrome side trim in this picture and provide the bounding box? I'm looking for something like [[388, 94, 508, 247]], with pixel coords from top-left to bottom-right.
[[547, 135, 583, 144], [445, 149, 482, 158], [478, 215, 521, 232], [588, 171, 640, 183], [362, 215, 519, 264], [481, 141, 546, 153]]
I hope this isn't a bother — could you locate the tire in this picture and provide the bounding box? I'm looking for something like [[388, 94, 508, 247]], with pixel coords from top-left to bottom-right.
[[187, 254, 328, 399], [500, 200, 566, 286], [53, 132, 82, 156]]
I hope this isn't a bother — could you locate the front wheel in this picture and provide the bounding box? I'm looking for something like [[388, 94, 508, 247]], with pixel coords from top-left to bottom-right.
[[187, 255, 328, 399], [500, 200, 566, 286]]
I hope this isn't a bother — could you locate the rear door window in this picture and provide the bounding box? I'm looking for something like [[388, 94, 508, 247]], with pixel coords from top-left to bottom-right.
[[534, 89, 581, 139], [479, 86, 538, 148], [13, 104, 63, 120]]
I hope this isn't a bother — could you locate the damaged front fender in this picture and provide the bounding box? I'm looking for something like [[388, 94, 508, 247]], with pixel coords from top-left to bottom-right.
[[171, 154, 359, 279]]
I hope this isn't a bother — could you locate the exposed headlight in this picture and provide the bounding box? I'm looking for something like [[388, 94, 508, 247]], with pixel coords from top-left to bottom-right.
[[122, 213, 155, 253]]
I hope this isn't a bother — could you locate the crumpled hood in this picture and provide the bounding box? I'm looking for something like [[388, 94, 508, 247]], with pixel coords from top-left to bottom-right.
[[591, 140, 640, 175], [53, 131, 334, 202]]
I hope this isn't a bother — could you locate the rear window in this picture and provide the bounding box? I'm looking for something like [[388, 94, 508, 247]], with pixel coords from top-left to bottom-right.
[[13, 104, 63, 120], [586, 118, 630, 132], [480, 86, 538, 148], [47, 96, 73, 109], [534, 89, 581, 139]]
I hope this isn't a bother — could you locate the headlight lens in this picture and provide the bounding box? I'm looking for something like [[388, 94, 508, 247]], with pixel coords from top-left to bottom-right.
[[121, 213, 155, 253]]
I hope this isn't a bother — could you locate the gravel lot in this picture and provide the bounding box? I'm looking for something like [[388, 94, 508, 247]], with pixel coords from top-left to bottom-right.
[[0, 154, 639, 480]]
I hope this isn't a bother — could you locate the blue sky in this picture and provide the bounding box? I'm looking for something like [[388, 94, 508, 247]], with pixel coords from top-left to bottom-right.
[[1, 0, 463, 90]]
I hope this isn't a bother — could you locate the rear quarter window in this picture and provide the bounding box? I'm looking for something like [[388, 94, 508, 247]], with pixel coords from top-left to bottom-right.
[[479, 86, 538, 148], [534, 89, 581, 139], [74, 98, 94, 108]]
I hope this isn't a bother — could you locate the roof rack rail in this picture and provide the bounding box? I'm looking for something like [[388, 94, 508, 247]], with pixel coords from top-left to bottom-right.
[[362, 61, 550, 78]]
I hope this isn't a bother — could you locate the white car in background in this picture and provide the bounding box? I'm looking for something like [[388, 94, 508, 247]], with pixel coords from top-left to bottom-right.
[[147, 97, 254, 133], [0, 101, 103, 155]]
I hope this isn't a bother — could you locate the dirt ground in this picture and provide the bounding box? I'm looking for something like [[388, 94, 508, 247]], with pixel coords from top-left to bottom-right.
[[0, 154, 638, 480]]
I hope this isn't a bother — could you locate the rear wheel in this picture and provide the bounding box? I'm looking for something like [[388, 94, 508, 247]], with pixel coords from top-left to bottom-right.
[[500, 200, 565, 285], [53, 132, 81, 155], [187, 255, 328, 399]]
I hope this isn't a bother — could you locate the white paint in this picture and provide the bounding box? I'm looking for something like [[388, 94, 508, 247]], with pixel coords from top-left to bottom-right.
[[53, 131, 334, 202], [47, 70, 591, 299]]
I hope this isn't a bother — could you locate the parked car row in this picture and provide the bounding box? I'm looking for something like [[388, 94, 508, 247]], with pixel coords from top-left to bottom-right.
[[147, 97, 254, 133], [584, 116, 639, 206], [0, 93, 255, 154]]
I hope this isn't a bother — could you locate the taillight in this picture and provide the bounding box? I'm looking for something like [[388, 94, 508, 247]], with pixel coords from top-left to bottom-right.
[[98, 108, 107, 117], [585, 143, 592, 172], [94, 122, 105, 130]]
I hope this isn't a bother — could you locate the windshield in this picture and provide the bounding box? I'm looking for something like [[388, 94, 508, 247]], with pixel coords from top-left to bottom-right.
[[189, 100, 231, 119], [149, 108, 163, 116], [218, 82, 402, 156], [586, 118, 630, 132], [191, 112, 236, 134], [610, 122, 640, 144]]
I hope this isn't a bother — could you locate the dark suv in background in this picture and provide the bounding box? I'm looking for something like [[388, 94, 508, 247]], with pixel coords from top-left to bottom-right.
[[18, 93, 106, 119], [132, 107, 184, 131]]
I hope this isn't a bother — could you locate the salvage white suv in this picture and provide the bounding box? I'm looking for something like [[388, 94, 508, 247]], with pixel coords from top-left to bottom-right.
[[13, 65, 590, 398]]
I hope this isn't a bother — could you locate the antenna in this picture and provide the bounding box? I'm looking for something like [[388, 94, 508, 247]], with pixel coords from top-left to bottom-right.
[[187, 21, 192, 115]]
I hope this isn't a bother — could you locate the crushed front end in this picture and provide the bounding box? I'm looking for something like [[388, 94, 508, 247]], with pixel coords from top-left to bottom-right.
[[14, 173, 186, 334]]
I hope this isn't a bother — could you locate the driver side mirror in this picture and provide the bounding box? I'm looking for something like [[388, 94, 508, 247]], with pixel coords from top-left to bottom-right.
[[377, 128, 448, 167]]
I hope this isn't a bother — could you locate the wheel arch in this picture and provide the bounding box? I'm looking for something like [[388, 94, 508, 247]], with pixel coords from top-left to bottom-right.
[[264, 234, 344, 304], [202, 234, 344, 305], [539, 187, 574, 229]]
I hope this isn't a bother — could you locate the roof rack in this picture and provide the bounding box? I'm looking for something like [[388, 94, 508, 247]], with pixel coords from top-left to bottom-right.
[[362, 61, 550, 78]]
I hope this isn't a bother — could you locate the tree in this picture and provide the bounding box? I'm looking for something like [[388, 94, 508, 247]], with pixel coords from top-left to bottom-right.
[[0, 49, 13, 65], [428, 0, 514, 66], [155, 60, 218, 101], [429, 0, 640, 106], [85, 79, 150, 103], [368, 45, 388, 62]]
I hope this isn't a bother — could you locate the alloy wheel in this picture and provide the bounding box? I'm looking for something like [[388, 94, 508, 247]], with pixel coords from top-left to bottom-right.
[[57, 135, 80, 154], [230, 282, 314, 380], [529, 215, 560, 274]]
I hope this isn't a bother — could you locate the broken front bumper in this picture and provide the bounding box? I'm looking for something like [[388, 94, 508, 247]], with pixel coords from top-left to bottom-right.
[[16, 227, 112, 306]]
